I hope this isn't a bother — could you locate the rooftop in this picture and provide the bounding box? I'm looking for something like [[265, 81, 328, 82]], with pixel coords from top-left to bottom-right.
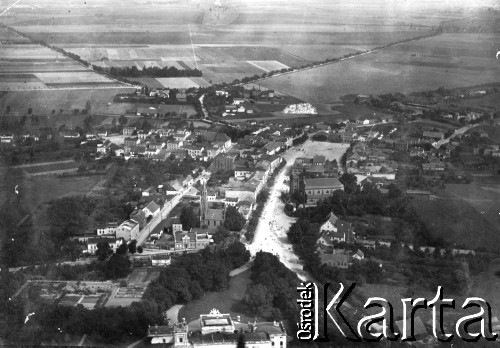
[[206, 208, 224, 221], [304, 177, 344, 189]]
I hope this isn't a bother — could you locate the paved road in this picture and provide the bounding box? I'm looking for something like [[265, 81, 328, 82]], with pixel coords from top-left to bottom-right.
[[135, 194, 182, 246], [136, 173, 210, 246], [435, 123, 482, 148]]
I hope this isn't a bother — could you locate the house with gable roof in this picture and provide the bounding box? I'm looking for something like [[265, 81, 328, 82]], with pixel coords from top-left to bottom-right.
[[320, 212, 338, 232], [143, 200, 160, 218]]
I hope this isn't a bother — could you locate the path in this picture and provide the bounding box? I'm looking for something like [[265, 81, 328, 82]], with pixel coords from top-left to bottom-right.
[[135, 194, 182, 246], [0, 0, 21, 17], [228, 261, 252, 277], [126, 337, 146, 348], [77, 334, 87, 347], [435, 123, 483, 148], [166, 304, 184, 323]]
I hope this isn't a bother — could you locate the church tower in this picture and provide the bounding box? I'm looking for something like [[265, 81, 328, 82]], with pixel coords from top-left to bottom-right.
[[200, 179, 208, 227]]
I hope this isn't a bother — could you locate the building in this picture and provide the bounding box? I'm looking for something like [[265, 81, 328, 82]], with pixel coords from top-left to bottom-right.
[[304, 178, 344, 205], [175, 232, 197, 250], [320, 212, 338, 232], [172, 219, 183, 233], [123, 126, 136, 136], [96, 222, 119, 236], [211, 153, 237, 172], [224, 197, 239, 207], [0, 134, 14, 143], [86, 237, 123, 255], [61, 131, 80, 139], [199, 310, 235, 335], [148, 323, 189, 346], [174, 229, 211, 251], [422, 131, 444, 141], [116, 219, 140, 241], [184, 144, 205, 158], [319, 249, 350, 268], [143, 200, 161, 218], [204, 208, 224, 229], [148, 309, 287, 347], [151, 254, 171, 267]]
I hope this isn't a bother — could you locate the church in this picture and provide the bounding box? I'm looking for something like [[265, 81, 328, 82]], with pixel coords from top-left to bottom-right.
[[199, 181, 225, 230]]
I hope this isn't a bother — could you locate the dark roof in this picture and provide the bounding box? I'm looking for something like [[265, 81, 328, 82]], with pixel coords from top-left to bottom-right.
[[206, 208, 224, 221], [304, 177, 344, 189]]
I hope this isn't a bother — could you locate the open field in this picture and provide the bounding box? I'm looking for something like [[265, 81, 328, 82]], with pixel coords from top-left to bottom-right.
[[20, 174, 103, 212], [259, 33, 500, 103], [411, 177, 500, 252], [22, 161, 80, 176], [247, 60, 289, 72], [450, 92, 500, 114], [34, 71, 115, 85], [0, 88, 136, 116], [155, 77, 211, 89]]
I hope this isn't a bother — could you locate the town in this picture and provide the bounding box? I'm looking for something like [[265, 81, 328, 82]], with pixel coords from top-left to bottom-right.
[[1, 0, 500, 347]]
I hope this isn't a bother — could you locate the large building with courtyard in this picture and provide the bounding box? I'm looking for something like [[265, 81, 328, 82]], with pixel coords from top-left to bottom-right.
[[148, 309, 288, 347]]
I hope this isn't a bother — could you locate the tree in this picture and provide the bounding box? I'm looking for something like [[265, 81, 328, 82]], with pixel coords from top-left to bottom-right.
[[224, 206, 245, 231], [128, 240, 137, 254], [244, 284, 273, 317], [180, 206, 198, 231], [137, 246, 143, 253], [213, 226, 230, 244], [116, 243, 128, 255], [96, 242, 113, 261], [237, 333, 245, 348], [118, 115, 128, 125], [83, 115, 94, 131], [104, 254, 131, 279], [225, 241, 250, 268], [339, 173, 358, 194]]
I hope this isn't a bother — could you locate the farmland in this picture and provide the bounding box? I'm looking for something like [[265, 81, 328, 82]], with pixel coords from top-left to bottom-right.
[[259, 32, 500, 103], [0, 42, 130, 91], [0, 0, 462, 91], [0, 88, 137, 116]]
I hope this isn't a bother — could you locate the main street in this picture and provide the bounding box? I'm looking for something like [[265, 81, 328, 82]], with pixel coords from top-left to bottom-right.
[[247, 140, 349, 281]]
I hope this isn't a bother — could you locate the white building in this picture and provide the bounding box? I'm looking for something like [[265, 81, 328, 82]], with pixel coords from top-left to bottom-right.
[[116, 219, 140, 241], [86, 237, 123, 254]]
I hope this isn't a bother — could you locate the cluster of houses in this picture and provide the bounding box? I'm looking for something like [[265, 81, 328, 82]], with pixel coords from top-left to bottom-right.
[[315, 212, 365, 268], [73, 200, 163, 255], [346, 142, 397, 184], [217, 86, 288, 117], [121, 126, 232, 161], [473, 144, 500, 157]]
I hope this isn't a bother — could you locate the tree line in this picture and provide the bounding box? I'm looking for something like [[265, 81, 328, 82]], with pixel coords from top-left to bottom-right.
[[100, 65, 202, 78]]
